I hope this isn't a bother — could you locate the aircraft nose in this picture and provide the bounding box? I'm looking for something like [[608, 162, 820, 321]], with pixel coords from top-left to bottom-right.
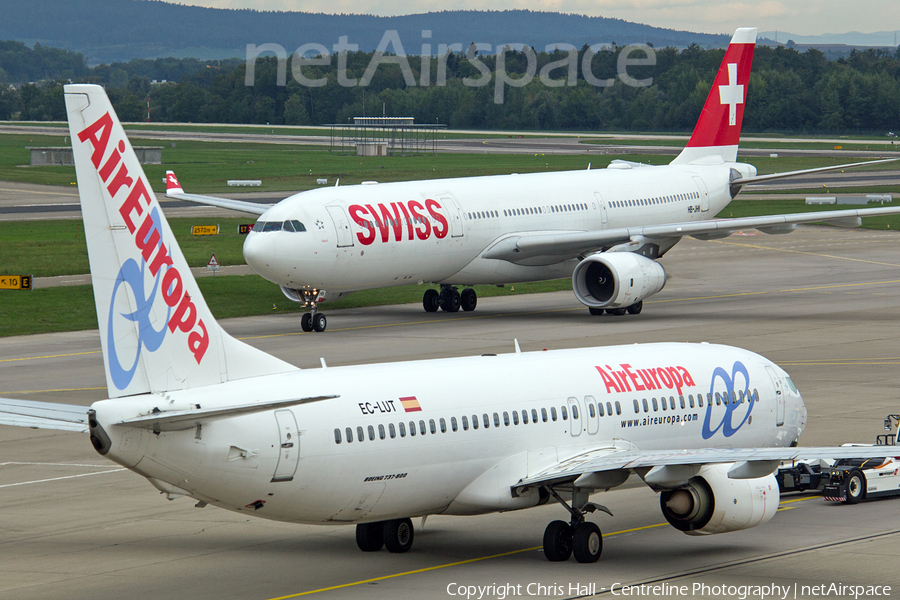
[[243, 232, 275, 275]]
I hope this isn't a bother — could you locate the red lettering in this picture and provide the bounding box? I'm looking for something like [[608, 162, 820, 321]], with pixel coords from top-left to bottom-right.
[[168, 293, 197, 333], [119, 178, 152, 233], [677, 366, 696, 387], [365, 204, 390, 243], [397, 202, 413, 241], [98, 140, 125, 182], [621, 363, 645, 392], [379, 203, 404, 242], [408, 200, 431, 240], [135, 212, 161, 263], [188, 320, 209, 363], [162, 268, 183, 307], [426, 199, 449, 239], [615, 370, 632, 392], [595, 366, 621, 393], [638, 369, 657, 390], [77, 111, 114, 169], [648, 368, 662, 388], [148, 242, 173, 277], [666, 367, 684, 395], [106, 163, 133, 198], [657, 367, 673, 389], [349, 205, 375, 245]]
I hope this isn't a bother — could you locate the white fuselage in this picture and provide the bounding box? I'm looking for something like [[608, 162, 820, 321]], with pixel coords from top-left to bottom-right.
[[92, 342, 805, 525], [243, 163, 747, 299]]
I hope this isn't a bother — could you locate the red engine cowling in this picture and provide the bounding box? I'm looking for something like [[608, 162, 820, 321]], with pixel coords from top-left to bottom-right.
[[571, 252, 666, 309], [659, 464, 779, 535]]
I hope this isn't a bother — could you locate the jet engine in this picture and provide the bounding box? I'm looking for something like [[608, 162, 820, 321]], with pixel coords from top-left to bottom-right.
[[659, 464, 779, 535], [571, 252, 666, 309]]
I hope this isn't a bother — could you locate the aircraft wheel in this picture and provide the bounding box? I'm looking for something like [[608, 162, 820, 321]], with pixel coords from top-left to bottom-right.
[[423, 289, 440, 313], [588, 307, 604, 316], [300, 312, 313, 332], [383, 518, 414, 553], [313, 313, 327, 332], [441, 289, 461, 313], [626, 301, 643, 315], [542, 520, 573, 562], [572, 522, 602, 563], [606, 308, 627, 316], [845, 469, 866, 504], [461, 288, 477, 312], [356, 522, 384, 552]]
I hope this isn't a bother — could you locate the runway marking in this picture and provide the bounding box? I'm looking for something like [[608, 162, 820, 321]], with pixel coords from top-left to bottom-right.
[[0, 468, 126, 489], [0, 187, 78, 197], [267, 523, 669, 599], [1, 462, 114, 467], [1, 386, 106, 395], [711, 239, 900, 268], [0, 350, 101, 363]]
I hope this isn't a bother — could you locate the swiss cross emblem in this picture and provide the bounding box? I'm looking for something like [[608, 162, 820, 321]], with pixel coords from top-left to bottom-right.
[[718, 63, 744, 126]]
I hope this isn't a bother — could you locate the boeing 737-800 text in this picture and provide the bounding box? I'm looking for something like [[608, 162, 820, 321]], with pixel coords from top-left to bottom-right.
[[166, 27, 899, 332], [0, 82, 892, 563]]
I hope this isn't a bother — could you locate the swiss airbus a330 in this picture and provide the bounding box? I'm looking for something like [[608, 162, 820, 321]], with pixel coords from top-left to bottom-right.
[[167, 27, 899, 332], [0, 80, 891, 563]]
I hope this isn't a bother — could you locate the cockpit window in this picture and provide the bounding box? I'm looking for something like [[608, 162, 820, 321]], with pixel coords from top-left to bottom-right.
[[253, 220, 306, 233], [785, 377, 799, 394]]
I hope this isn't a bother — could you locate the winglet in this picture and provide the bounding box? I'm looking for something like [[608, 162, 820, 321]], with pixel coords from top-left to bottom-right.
[[165, 170, 184, 196], [671, 27, 757, 165]]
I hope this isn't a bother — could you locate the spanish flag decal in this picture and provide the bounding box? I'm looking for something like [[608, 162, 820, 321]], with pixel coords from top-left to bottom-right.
[[400, 396, 422, 412]]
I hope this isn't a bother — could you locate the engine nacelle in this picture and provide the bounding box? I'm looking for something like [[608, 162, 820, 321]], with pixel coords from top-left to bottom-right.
[[572, 252, 666, 309], [659, 464, 779, 536]]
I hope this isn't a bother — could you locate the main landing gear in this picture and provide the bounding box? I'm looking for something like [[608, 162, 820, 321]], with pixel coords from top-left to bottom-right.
[[588, 300, 643, 317], [355, 518, 414, 553], [423, 285, 477, 314], [542, 486, 611, 563]]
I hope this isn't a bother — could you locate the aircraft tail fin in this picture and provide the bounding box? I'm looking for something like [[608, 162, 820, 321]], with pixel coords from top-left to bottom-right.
[[670, 27, 757, 165], [64, 84, 296, 399]]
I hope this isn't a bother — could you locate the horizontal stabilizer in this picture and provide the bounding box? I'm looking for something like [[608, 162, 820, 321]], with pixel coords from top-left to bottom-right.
[[166, 170, 272, 215], [0, 398, 89, 432], [116, 394, 338, 431], [735, 158, 899, 185]]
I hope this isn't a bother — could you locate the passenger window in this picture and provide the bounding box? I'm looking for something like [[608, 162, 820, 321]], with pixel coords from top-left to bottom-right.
[[483, 413, 490, 429], [632, 399, 638, 414], [472, 415, 479, 430], [346, 427, 353, 443], [689, 395, 695, 408], [715, 393, 722, 406], [652, 398, 659, 411], [399, 422, 406, 437], [589, 404, 596, 418], [522, 410, 529, 424], [679, 396, 685, 409], [408, 421, 415, 436], [451, 417, 458, 432], [389, 423, 396, 438], [561, 406, 568, 420], [357, 426, 364, 442], [439, 418, 446, 433], [334, 428, 341, 444], [541, 408, 548, 422], [503, 412, 510, 426], [615, 402, 621, 415], [493, 413, 500, 427], [551, 407, 558, 421], [512, 411, 519, 425], [642, 399, 649, 412], [378, 424, 385, 440], [533, 409, 540, 423], [430, 419, 437, 434], [368, 425, 375, 441], [462, 415, 469, 430], [419, 420, 427, 435], [661, 397, 667, 411], [670, 397, 676, 410], [572, 405, 578, 419]]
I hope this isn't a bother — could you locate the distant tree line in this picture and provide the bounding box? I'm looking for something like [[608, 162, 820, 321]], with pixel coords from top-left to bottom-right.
[[1, 39, 899, 134]]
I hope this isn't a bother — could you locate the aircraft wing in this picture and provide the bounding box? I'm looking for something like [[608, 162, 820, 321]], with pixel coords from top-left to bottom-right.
[[482, 206, 900, 263], [0, 398, 90, 432], [514, 444, 896, 492], [164, 170, 273, 216]]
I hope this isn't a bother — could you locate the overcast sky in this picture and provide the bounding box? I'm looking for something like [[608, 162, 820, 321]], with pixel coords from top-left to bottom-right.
[[176, 0, 899, 37]]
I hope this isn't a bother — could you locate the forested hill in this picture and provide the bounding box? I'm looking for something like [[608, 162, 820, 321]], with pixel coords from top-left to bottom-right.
[[1, 0, 728, 64]]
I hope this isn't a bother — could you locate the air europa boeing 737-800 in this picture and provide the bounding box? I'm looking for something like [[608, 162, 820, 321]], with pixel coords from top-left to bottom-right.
[[166, 27, 899, 332], [0, 83, 891, 563]]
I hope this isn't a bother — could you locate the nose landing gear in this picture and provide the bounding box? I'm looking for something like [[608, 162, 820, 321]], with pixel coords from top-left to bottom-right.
[[281, 287, 327, 333]]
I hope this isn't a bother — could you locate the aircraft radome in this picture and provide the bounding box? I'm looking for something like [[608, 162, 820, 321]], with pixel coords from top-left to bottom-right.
[[0, 71, 892, 563], [167, 27, 900, 332]]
